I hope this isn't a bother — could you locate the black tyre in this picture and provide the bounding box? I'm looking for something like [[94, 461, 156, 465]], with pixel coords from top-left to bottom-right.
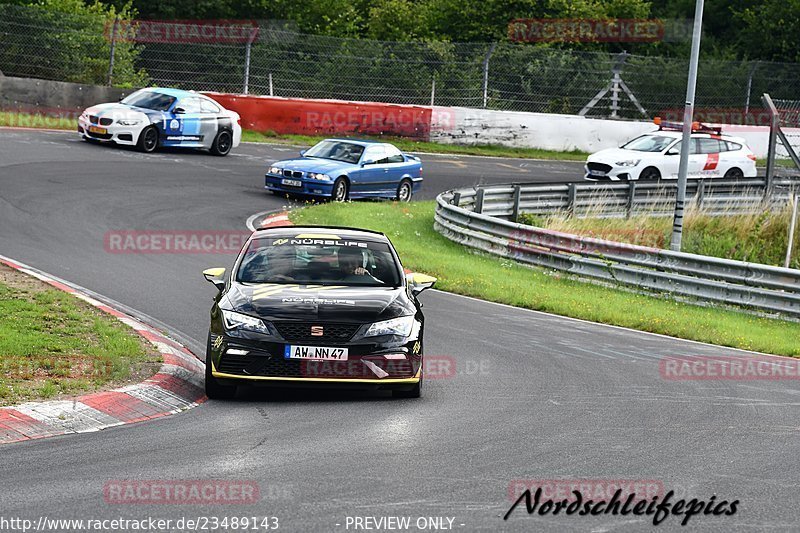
[[332, 177, 349, 202], [136, 126, 159, 153], [205, 336, 237, 400], [724, 167, 744, 180], [639, 167, 661, 180], [210, 129, 233, 156], [396, 179, 413, 202]]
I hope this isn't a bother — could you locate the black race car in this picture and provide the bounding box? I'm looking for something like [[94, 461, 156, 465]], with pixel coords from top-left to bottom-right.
[[202, 226, 436, 399]]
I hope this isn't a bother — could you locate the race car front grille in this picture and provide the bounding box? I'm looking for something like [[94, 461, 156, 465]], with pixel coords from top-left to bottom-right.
[[86, 131, 113, 140], [89, 115, 99, 124], [273, 322, 360, 342], [587, 162, 612, 173], [282, 170, 303, 179], [99, 117, 113, 126]]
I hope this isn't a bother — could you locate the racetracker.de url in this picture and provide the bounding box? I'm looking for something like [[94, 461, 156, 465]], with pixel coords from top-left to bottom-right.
[[0, 516, 280, 532]]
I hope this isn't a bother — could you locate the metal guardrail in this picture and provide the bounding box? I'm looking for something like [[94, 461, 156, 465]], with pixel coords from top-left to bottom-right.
[[435, 178, 800, 318], [452, 177, 800, 219]]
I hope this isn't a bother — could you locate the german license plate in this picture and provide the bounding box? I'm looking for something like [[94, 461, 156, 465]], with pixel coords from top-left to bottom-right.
[[284, 345, 348, 361], [281, 178, 302, 187], [88, 126, 107, 134]]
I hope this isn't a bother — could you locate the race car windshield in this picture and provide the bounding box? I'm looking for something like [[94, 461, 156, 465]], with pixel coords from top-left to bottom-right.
[[304, 141, 365, 164], [621, 135, 675, 152], [236, 237, 401, 287], [121, 91, 177, 111]]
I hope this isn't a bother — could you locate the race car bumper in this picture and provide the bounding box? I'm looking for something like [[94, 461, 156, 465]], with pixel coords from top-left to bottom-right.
[[264, 173, 335, 197], [77, 116, 141, 145], [584, 163, 635, 181], [209, 331, 422, 389]]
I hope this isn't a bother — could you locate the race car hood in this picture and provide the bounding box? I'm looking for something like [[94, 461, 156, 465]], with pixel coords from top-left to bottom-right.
[[273, 157, 355, 174], [222, 283, 410, 323], [82, 103, 149, 122], [588, 147, 664, 164]]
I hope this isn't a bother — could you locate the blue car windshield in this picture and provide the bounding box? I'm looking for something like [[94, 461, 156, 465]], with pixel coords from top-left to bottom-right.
[[121, 91, 177, 111], [304, 141, 365, 164]]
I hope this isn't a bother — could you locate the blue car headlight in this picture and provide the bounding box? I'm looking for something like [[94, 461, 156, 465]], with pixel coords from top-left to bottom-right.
[[269, 166, 282, 175], [363, 316, 416, 338], [221, 309, 272, 335], [308, 173, 330, 181]]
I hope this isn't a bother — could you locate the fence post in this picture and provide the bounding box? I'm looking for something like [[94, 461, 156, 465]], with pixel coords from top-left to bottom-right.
[[626, 181, 636, 218], [107, 16, 118, 86], [243, 37, 253, 95], [763, 93, 779, 196], [567, 183, 577, 216], [786, 194, 799, 268], [744, 61, 759, 114], [511, 184, 521, 222], [430, 77, 436, 106], [269, 72, 274, 96], [482, 43, 497, 109], [475, 187, 485, 214]]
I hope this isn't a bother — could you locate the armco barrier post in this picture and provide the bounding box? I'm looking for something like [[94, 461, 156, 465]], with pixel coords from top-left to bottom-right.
[[626, 182, 636, 218], [567, 183, 577, 216], [696, 179, 705, 209], [511, 185, 522, 222], [451, 192, 461, 207], [475, 188, 485, 214]]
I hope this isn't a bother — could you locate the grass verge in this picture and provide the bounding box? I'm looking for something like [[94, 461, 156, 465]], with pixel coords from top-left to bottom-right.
[[521, 202, 800, 269], [291, 201, 800, 357], [0, 264, 160, 405]]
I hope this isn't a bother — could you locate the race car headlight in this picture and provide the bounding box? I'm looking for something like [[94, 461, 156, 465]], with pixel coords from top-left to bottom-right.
[[308, 173, 330, 180], [614, 159, 641, 167], [269, 166, 282, 175], [364, 316, 416, 338], [221, 310, 271, 334], [117, 118, 142, 126]]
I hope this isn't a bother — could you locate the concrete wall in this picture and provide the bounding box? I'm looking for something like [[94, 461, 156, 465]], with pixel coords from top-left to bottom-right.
[[0, 75, 135, 116], [430, 106, 784, 158]]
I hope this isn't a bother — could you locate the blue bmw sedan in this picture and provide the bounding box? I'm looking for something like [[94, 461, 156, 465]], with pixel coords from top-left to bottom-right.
[[265, 139, 422, 201]]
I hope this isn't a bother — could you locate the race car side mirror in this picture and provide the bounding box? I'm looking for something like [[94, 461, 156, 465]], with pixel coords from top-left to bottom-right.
[[361, 158, 376, 167], [299, 149, 307, 156], [406, 272, 436, 296], [203, 267, 227, 291], [666, 148, 679, 155], [174, 107, 186, 114]]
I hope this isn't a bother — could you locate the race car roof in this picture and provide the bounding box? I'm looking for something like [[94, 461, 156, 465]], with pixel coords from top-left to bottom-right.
[[646, 130, 744, 142], [253, 225, 388, 241], [323, 138, 384, 146], [139, 87, 200, 99]]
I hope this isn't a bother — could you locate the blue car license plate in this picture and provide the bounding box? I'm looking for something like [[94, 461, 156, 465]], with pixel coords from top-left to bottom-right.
[[281, 178, 302, 187]]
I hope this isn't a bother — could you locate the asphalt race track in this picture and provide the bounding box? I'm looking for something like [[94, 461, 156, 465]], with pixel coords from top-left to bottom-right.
[[1, 129, 799, 532]]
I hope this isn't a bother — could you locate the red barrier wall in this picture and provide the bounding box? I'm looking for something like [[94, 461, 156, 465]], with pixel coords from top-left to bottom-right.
[[204, 93, 432, 140]]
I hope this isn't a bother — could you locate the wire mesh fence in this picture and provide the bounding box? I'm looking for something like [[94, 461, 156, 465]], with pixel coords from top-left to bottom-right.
[[4, 4, 800, 121]]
